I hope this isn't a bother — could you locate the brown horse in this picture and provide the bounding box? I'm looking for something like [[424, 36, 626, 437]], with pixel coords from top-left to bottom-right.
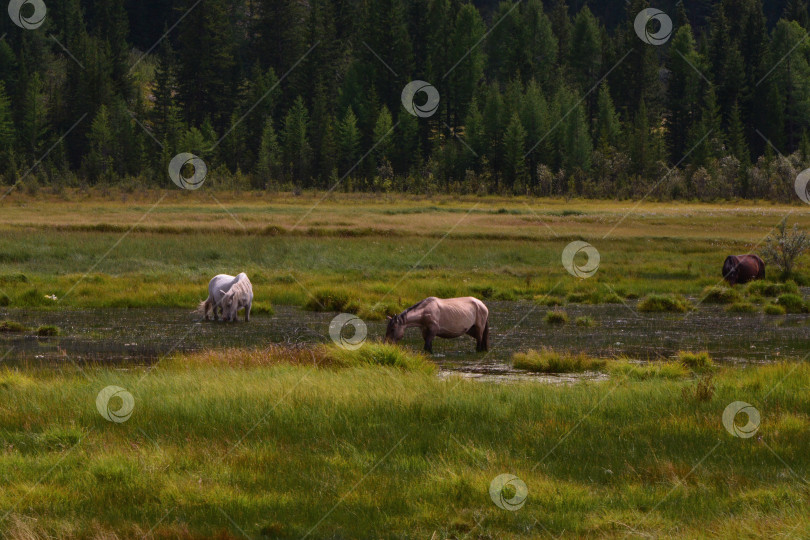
[[722, 254, 765, 285], [384, 297, 489, 354]]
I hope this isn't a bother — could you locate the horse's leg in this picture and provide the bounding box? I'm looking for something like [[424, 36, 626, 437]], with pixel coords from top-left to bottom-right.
[[422, 328, 435, 354], [245, 300, 251, 322], [204, 298, 211, 320], [466, 325, 482, 352]]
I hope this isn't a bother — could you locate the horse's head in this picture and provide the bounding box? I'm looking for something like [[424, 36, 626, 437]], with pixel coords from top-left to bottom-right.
[[384, 314, 405, 343], [722, 256, 739, 285], [220, 289, 238, 321]]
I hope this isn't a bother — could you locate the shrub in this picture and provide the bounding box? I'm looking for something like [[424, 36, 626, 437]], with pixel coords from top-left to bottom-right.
[[512, 348, 605, 373], [575, 316, 595, 327], [777, 293, 809, 313], [725, 302, 757, 313], [678, 350, 714, 372], [764, 303, 786, 315], [544, 309, 568, 325], [35, 325, 60, 336], [701, 285, 740, 304], [0, 294, 9, 307], [0, 320, 27, 332], [637, 294, 691, 313]]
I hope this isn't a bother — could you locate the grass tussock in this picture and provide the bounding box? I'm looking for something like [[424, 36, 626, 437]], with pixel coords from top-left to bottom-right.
[[317, 342, 436, 373], [0, 320, 27, 332], [574, 315, 595, 327], [637, 294, 692, 313], [608, 360, 689, 380], [544, 309, 568, 325], [35, 325, 60, 336], [725, 301, 758, 313], [172, 342, 435, 373], [512, 348, 605, 373], [701, 285, 740, 304], [777, 293, 809, 313], [764, 303, 787, 315], [746, 280, 799, 297], [677, 350, 715, 372]]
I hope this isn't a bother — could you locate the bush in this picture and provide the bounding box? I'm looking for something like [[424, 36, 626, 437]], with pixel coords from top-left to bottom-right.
[[575, 316, 595, 327], [701, 285, 740, 304], [0, 294, 9, 306], [35, 325, 60, 336], [0, 320, 27, 332], [678, 350, 714, 372], [725, 302, 757, 313], [764, 303, 786, 315], [777, 293, 809, 313], [637, 294, 691, 313], [512, 348, 605, 373], [544, 309, 568, 325]]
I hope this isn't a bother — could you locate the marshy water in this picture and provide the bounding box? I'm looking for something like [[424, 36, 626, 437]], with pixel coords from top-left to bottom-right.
[[1, 299, 808, 381]]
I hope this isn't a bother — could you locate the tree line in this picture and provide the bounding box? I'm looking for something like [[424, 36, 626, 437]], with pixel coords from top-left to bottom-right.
[[2, 0, 810, 201]]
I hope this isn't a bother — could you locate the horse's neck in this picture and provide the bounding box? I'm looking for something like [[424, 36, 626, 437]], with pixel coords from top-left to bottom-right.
[[400, 309, 424, 327]]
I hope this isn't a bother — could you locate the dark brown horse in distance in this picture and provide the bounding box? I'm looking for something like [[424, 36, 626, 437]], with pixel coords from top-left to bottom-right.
[[385, 297, 489, 354], [722, 254, 765, 285]]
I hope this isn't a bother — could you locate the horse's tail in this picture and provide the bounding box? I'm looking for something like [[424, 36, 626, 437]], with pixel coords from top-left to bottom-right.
[[758, 257, 766, 279], [482, 319, 490, 352], [195, 298, 210, 315]]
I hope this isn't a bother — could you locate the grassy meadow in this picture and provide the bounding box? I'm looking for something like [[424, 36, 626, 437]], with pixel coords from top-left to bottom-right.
[[1, 346, 809, 538], [0, 190, 808, 319], [1, 190, 810, 538]]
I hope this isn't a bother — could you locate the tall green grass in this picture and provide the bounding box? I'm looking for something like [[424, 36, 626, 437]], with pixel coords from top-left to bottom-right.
[[1, 358, 809, 538]]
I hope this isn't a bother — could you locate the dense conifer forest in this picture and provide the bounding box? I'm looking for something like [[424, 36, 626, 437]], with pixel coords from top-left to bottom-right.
[[2, 0, 810, 200]]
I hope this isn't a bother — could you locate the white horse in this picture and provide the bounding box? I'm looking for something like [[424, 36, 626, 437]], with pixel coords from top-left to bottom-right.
[[199, 273, 253, 322]]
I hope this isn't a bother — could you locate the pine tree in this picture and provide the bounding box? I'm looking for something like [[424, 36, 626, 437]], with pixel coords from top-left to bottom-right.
[[502, 112, 527, 188], [447, 4, 485, 125], [256, 118, 281, 186], [338, 107, 361, 176], [281, 97, 313, 185], [373, 105, 394, 167], [595, 83, 621, 149]]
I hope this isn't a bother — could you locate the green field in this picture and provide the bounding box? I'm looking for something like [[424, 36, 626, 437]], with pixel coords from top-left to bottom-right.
[[1, 191, 809, 538]]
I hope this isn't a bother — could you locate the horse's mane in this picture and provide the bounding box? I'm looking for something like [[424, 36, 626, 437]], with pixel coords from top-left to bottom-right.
[[395, 298, 429, 321], [229, 274, 252, 301]]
